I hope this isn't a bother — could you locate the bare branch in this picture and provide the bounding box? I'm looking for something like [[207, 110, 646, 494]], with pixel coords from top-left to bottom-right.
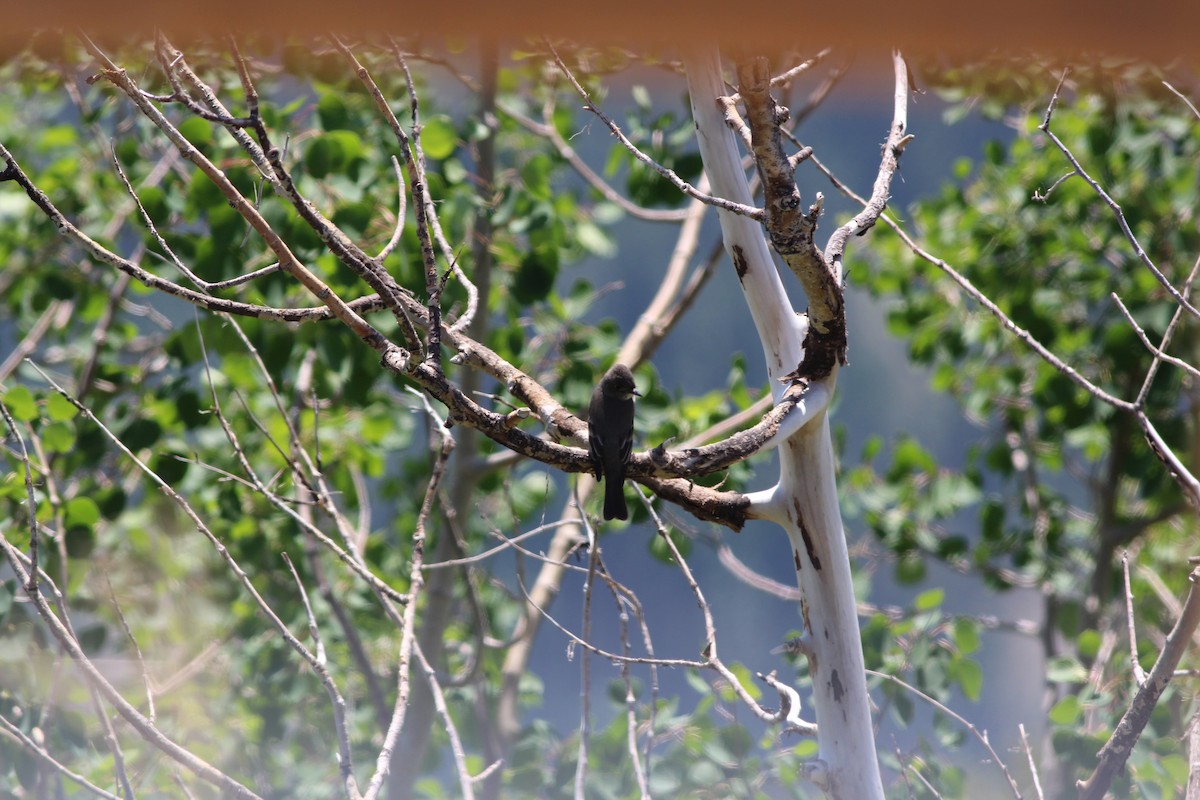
[[1112, 289, 1200, 385], [574, 544, 600, 800], [824, 50, 912, 282], [417, 49, 691, 223], [1078, 565, 1200, 799], [1019, 723, 1046, 800], [1137, 413, 1200, 510], [639, 492, 797, 729], [412, 642, 481, 800], [725, 48, 834, 105], [757, 670, 819, 736], [539, 98, 693, 223], [1122, 553, 1148, 686]]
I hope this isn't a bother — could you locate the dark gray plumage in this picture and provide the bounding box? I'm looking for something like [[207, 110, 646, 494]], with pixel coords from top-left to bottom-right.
[[588, 364, 639, 520]]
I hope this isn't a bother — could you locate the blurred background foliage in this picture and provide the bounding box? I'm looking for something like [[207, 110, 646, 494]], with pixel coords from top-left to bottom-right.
[[0, 37, 1195, 798], [850, 57, 1199, 797]]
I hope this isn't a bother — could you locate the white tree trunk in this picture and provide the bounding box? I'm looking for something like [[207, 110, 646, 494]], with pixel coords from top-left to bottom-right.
[[686, 49, 885, 800]]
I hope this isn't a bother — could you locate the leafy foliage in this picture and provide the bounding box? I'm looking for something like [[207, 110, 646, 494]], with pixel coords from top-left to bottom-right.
[[853, 60, 1199, 794], [0, 37, 796, 799], [0, 39, 1195, 799]]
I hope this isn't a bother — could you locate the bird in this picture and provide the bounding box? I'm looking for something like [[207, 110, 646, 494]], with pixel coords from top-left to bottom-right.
[[588, 363, 640, 520]]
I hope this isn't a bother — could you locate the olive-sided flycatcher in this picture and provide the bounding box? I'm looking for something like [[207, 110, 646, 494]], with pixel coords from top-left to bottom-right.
[[588, 363, 640, 520]]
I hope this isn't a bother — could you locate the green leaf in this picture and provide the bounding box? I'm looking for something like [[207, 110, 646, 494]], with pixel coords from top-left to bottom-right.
[[119, 418, 162, 451], [65, 496, 100, 528], [1077, 629, 1101, 659], [951, 657, 983, 701], [421, 115, 457, 160], [792, 738, 819, 758], [631, 84, 652, 110], [894, 553, 926, 584], [317, 92, 350, 131], [511, 251, 557, 304], [688, 760, 723, 785], [928, 473, 981, 514], [95, 486, 127, 520], [443, 157, 467, 185], [685, 670, 711, 696], [1160, 753, 1189, 785], [1048, 694, 1082, 725], [326, 129, 366, 165], [914, 587, 944, 611], [177, 116, 213, 150], [575, 220, 616, 258], [519, 153, 553, 201], [648, 528, 692, 563], [151, 451, 189, 486], [41, 421, 76, 453], [718, 725, 752, 759], [891, 437, 935, 475], [305, 136, 338, 179], [3, 385, 38, 422], [980, 500, 1005, 542], [40, 124, 79, 149], [509, 472, 551, 516], [953, 617, 981, 655], [861, 435, 883, 461]]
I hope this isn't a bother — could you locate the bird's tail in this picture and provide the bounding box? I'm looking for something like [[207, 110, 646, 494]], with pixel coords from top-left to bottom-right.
[[603, 475, 628, 521]]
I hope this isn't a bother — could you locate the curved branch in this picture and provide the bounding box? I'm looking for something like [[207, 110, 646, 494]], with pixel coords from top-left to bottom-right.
[[638, 376, 825, 476], [736, 56, 832, 353], [735, 51, 910, 380], [824, 50, 912, 279]]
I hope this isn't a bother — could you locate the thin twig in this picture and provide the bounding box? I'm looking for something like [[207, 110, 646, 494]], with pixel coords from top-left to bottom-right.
[[419, 49, 689, 222], [879, 220, 1138, 413], [1122, 553, 1147, 686], [867, 670, 1022, 799], [412, 641, 478, 800], [725, 48, 833, 105], [1163, 81, 1200, 121], [1019, 723, 1045, 800], [194, 325, 409, 605], [548, 41, 764, 221], [1112, 291, 1200, 384], [574, 544, 600, 800], [104, 574, 156, 722], [638, 490, 798, 728]]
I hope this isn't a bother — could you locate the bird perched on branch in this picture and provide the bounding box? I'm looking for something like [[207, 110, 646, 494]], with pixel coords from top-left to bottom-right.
[[588, 363, 639, 520]]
